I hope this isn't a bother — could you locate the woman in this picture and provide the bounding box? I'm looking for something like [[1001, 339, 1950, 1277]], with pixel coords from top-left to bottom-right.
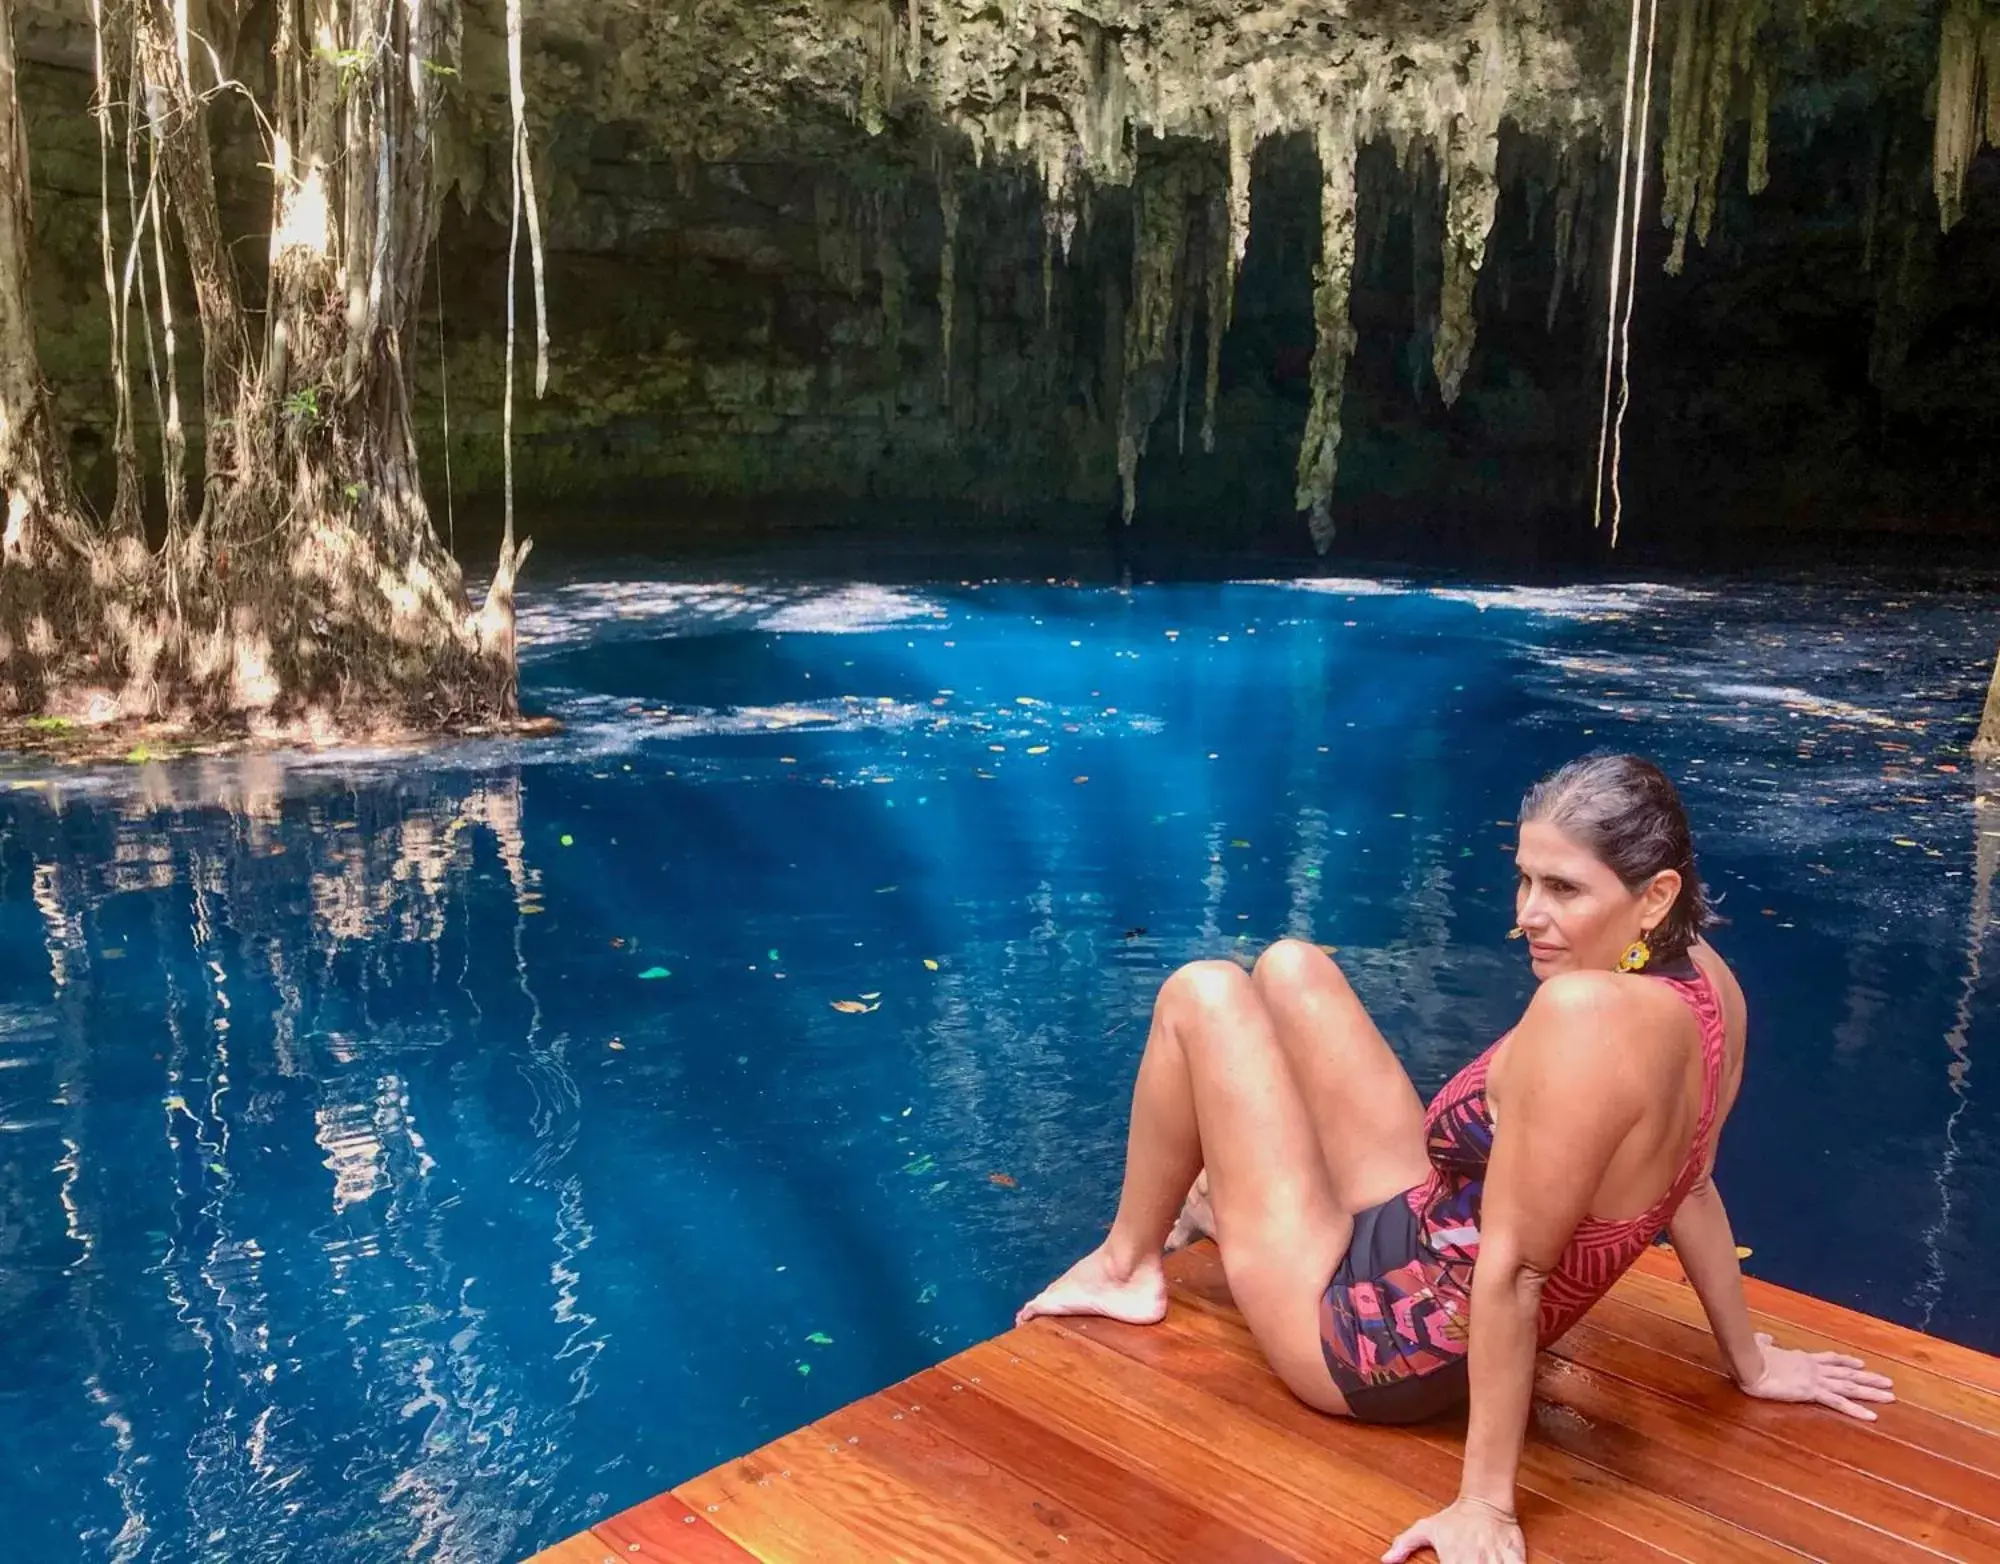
[[1018, 755, 1895, 1564]]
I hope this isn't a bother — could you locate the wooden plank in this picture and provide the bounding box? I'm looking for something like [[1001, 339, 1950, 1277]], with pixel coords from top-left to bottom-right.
[[591, 1494, 760, 1563], [1117, 1279, 1799, 1564], [1534, 1354, 1966, 1563], [1607, 1270, 2000, 1438], [677, 1424, 1021, 1564], [1580, 1291, 2000, 1480], [524, 1536, 619, 1564], [1633, 1248, 2000, 1398], [952, 1330, 1390, 1561], [1555, 1317, 2000, 1520], [814, 1386, 1176, 1563], [892, 1365, 1299, 1564], [550, 1238, 2000, 1564], [1174, 1239, 1998, 1555]]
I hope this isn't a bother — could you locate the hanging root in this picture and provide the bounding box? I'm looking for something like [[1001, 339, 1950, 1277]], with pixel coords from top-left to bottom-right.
[[1595, 0, 1660, 546], [1609, 0, 1662, 549]]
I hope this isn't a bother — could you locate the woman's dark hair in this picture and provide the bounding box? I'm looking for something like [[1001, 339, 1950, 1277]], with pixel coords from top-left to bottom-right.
[[1519, 754, 1717, 960]]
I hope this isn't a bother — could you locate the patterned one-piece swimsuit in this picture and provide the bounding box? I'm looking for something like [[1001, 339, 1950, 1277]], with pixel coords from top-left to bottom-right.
[[1316, 960, 1727, 1424]]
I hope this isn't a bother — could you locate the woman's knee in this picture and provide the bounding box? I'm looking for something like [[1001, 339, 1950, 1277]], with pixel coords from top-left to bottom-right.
[[1159, 958, 1260, 1028], [1252, 937, 1352, 1002]]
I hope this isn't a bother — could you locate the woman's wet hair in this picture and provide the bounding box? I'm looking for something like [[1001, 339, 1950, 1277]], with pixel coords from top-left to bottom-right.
[[1519, 754, 1717, 959]]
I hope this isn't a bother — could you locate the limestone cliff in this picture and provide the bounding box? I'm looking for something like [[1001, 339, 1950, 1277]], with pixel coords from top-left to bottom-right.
[[13, 0, 2000, 562]]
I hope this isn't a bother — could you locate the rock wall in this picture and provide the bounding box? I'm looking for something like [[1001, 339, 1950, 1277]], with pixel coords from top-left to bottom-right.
[[13, 0, 2000, 566]]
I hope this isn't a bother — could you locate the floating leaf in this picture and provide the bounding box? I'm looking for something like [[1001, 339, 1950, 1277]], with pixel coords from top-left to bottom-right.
[[638, 966, 672, 980], [875, 885, 899, 894], [903, 1154, 936, 1175], [796, 1362, 811, 1376], [163, 1095, 187, 1113], [917, 1284, 938, 1304], [923, 958, 940, 971], [1073, 776, 1090, 784], [988, 1172, 1017, 1188], [831, 999, 871, 1014], [559, 834, 575, 847], [859, 991, 882, 1001], [1026, 745, 1050, 756], [768, 949, 781, 962], [608, 1039, 626, 1051], [1230, 839, 1251, 849], [806, 1331, 834, 1346]]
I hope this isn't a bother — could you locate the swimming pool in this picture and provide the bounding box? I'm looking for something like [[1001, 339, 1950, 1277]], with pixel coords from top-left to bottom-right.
[[1, 572, 1994, 1562]]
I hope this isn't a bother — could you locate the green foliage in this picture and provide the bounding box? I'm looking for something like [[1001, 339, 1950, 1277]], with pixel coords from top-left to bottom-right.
[[318, 44, 373, 91], [23, 716, 74, 733], [282, 385, 322, 432]]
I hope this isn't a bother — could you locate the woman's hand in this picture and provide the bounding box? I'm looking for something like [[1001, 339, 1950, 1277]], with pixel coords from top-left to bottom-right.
[[1382, 1498, 1525, 1564], [1739, 1331, 1896, 1419]]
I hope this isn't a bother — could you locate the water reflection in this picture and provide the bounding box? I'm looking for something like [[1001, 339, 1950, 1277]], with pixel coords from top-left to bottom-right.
[[2, 763, 598, 1563], [1912, 774, 1995, 1328]]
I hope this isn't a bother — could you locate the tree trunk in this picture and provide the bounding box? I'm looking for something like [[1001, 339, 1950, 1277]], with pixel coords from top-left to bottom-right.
[[0, 0, 114, 712], [1976, 641, 2000, 758], [4, 0, 525, 734]]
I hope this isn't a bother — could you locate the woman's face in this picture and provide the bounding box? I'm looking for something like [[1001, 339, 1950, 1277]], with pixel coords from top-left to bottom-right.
[[1514, 819, 1679, 979]]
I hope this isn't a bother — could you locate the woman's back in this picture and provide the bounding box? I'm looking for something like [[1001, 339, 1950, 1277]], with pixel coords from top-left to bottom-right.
[[1414, 945, 1743, 1345]]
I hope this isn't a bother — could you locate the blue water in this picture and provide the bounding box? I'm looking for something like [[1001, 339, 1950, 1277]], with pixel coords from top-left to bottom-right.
[[1, 571, 1996, 1562]]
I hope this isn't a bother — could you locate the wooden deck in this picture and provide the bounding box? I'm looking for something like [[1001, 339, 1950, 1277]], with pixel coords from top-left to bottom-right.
[[531, 1244, 2000, 1563]]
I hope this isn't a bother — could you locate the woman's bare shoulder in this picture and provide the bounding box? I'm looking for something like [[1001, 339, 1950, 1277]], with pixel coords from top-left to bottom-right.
[[1689, 939, 1748, 1034]]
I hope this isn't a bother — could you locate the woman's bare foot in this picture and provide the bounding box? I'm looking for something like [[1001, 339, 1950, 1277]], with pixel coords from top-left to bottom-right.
[[1016, 1243, 1169, 1327], [1165, 1169, 1214, 1252]]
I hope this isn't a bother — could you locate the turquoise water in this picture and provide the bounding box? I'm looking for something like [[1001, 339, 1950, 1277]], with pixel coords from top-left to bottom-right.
[[0, 572, 1995, 1562]]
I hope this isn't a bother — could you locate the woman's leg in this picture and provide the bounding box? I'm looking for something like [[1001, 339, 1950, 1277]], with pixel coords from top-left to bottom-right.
[[1251, 939, 1432, 1211], [1016, 959, 1355, 1413], [1168, 939, 1431, 1247]]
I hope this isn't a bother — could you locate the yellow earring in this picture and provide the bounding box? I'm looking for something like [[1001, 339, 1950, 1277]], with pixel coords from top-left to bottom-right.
[[1617, 935, 1653, 973], [1506, 926, 1526, 940]]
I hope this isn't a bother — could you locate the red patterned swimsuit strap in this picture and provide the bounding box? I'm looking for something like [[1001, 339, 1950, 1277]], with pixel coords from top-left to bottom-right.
[[1654, 967, 1727, 1155]]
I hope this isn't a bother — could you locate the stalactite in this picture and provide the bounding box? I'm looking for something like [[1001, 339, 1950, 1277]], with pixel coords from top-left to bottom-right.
[[1294, 115, 1358, 552], [1934, 0, 1999, 232], [1115, 156, 1197, 523], [1748, 58, 1771, 195], [1546, 147, 1587, 330], [1226, 105, 1254, 291], [1201, 185, 1229, 454], [858, 1, 903, 135], [938, 171, 959, 406], [877, 223, 907, 404], [1662, 0, 1767, 273], [1041, 215, 1055, 327], [1408, 143, 1443, 403], [1433, 107, 1500, 408]]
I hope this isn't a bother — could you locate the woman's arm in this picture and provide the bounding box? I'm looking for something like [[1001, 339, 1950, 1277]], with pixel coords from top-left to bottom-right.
[[1386, 974, 1651, 1564], [1665, 1173, 1763, 1383], [1670, 1172, 1897, 1419]]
